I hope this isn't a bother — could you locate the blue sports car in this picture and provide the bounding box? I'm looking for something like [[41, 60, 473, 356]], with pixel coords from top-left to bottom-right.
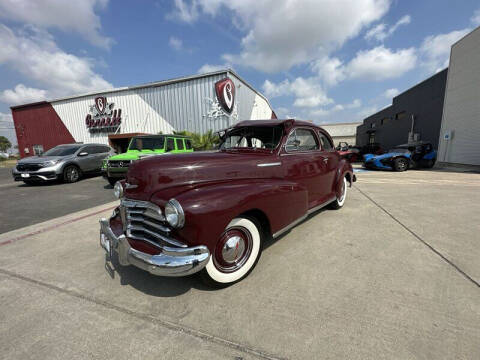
[[363, 142, 437, 172]]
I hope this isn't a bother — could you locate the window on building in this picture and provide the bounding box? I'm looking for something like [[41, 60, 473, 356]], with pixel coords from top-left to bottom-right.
[[318, 132, 333, 150], [33, 144, 44, 155], [369, 133, 375, 144], [175, 138, 184, 150], [185, 139, 192, 150], [381, 117, 390, 125], [370, 122, 376, 128], [395, 111, 406, 120]]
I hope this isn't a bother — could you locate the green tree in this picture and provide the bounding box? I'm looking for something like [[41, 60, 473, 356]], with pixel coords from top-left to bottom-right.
[[0, 136, 11, 152], [173, 130, 220, 151]]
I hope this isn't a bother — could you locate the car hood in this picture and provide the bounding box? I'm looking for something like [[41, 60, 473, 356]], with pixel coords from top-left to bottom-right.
[[364, 152, 410, 161], [17, 155, 67, 164], [109, 150, 160, 161], [124, 150, 280, 201]]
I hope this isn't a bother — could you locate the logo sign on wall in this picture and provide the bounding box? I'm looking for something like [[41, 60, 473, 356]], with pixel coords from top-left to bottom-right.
[[215, 78, 235, 114], [85, 96, 122, 132]]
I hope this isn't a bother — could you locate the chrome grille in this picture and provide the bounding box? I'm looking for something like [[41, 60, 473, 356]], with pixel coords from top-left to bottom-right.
[[120, 199, 186, 248]]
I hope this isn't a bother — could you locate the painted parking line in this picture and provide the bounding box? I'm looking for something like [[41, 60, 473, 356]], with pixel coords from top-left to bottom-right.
[[0, 205, 116, 247]]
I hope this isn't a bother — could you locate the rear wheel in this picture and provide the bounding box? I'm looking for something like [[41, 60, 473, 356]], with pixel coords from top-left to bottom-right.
[[200, 217, 262, 287], [63, 165, 81, 183], [393, 157, 408, 172], [330, 176, 348, 210]]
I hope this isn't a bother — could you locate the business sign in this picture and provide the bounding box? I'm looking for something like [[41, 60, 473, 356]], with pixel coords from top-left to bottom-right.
[[85, 96, 122, 132], [215, 78, 235, 114]]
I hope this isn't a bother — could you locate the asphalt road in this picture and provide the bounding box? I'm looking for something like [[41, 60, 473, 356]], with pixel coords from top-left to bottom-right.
[[0, 168, 116, 234], [0, 168, 478, 359]]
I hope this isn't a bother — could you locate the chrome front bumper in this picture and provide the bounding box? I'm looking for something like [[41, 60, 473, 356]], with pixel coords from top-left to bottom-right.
[[99, 218, 210, 277]]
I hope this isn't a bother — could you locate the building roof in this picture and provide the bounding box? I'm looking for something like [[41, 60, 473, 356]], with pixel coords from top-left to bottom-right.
[[11, 69, 271, 110], [319, 122, 361, 137]]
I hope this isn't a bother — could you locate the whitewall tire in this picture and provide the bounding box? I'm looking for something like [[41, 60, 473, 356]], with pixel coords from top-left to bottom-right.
[[200, 217, 262, 287]]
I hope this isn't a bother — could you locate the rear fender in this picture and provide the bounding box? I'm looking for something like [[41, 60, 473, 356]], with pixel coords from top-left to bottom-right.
[[151, 179, 308, 251], [333, 159, 354, 198]]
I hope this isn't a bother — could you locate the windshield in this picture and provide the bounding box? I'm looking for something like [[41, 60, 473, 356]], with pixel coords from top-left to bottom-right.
[[389, 148, 411, 154], [129, 137, 165, 151], [43, 145, 82, 156], [220, 126, 283, 151]]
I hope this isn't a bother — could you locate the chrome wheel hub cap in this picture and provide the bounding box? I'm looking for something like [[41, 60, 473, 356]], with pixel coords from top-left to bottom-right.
[[222, 236, 246, 264]]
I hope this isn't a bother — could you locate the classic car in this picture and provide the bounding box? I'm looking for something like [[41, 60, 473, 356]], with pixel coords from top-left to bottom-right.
[[363, 141, 437, 171], [103, 134, 193, 185], [12, 143, 114, 184], [336, 142, 362, 163], [99, 119, 356, 287]]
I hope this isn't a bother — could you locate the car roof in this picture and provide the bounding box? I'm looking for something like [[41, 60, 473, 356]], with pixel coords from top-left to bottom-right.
[[133, 134, 190, 139], [234, 119, 322, 129]]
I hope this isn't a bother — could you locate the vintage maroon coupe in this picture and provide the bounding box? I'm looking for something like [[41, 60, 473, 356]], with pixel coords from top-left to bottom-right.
[[100, 119, 356, 286]]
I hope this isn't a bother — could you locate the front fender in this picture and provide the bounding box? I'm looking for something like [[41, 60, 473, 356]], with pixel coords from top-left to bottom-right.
[[151, 179, 308, 252]]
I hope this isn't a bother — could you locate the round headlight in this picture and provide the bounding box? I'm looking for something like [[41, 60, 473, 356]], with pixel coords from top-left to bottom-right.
[[165, 199, 184, 228], [113, 181, 124, 199]]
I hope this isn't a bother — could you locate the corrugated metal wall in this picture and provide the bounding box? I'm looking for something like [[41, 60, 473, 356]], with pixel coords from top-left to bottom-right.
[[50, 72, 273, 146], [438, 28, 480, 166]]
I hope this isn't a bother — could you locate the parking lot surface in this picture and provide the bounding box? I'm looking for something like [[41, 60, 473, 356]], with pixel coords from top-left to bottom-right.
[[0, 168, 116, 234], [0, 168, 479, 359]]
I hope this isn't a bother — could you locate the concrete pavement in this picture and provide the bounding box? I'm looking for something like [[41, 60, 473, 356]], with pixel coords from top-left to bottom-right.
[[0, 169, 479, 359]]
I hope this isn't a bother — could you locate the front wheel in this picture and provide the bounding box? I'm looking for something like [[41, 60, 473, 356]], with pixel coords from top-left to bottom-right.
[[107, 177, 117, 186], [200, 217, 263, 287], [63, 165, 81, 183], [330, 176, 348, 210]]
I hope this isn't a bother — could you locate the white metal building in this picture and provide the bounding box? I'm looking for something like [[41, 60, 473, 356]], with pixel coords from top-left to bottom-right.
[[437, 27, 480, 166], [319, 122, 361, 147], [12, 70, 274, 158]]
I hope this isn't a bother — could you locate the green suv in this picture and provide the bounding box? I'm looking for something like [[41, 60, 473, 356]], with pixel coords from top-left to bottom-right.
[[103, 134, 193, 185]]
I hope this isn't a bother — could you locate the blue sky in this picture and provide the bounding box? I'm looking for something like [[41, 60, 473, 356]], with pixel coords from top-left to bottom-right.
[[1, 0, 480, 146]]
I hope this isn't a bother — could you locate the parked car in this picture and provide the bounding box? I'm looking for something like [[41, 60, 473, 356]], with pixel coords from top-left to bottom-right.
[[103, 134, 194, 185], [363, 142, 437, 171], [99, 119, 356, 287], [12, 143, 114, 184], [336, 142, 362, 162]]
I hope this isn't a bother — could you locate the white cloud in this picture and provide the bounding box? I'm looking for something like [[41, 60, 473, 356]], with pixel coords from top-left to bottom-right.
[[0, 84, 48, 105], [172, 0, 390, 72], [365, 15, 411, 42], [169, 0, 200, 23], [471, 9, 480, 26], [197, 63, 230, 74], [263, 77, 333, 108], [420, 28, 470, 73], [312, 57, 346, 86], [346, 46, 417, 80], [169, 36, 183, 50], [0, 25, 113, 105], [384, 88, 399, 98], [309, 99, 361, 118], [0, 0, 113, 49]]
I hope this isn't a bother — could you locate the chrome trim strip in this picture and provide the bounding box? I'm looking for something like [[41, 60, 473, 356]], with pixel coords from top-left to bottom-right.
[[272, 196, 337, 238], [307, 196, 337, 215], [257, 162, 281, 167], [273, 214, 308, 239], [126, 224, 186, 248]]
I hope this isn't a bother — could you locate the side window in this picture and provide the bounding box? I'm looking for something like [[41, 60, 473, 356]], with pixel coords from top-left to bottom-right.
[[81, 145, 96, 155], [318, 133, 333, 150], [166, 138, 175, 152], [175, 138, 184, 150], [285, 129, 319, 152], [185, 139, 192, 150]]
